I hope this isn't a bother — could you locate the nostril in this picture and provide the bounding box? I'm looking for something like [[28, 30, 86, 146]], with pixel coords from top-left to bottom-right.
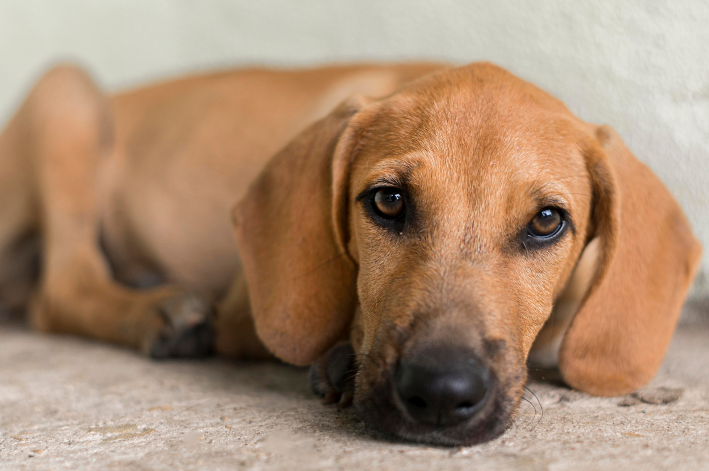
[[407, 396, 427, 409], [455, 401, 474, 410]]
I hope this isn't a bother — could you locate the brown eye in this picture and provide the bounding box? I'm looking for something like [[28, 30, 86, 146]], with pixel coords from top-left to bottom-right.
[[373, 187, 404, 219], [528, 208, 562, 237]]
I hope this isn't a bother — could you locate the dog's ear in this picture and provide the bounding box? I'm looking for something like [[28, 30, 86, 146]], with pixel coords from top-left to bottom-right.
[[559, 125, 702, 396], [232, 98, 372, 366]]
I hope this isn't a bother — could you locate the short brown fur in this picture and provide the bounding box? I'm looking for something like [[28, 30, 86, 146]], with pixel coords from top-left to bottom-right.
[[0, 62, 700, 445]]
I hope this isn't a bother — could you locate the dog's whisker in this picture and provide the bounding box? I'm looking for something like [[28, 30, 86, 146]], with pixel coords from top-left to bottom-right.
[[349, 353, 374, 368], [349, 352, 373, 358], [520, 396, 537, 415], [523, 385, 544, 431], [340, 366, 361, 377]]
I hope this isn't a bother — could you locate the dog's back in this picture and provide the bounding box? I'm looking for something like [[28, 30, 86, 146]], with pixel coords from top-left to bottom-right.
[[0, 63, 442, 316], [102, 64, 443, 296]]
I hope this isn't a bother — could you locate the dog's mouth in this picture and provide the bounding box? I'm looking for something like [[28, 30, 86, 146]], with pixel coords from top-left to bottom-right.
[[310, 339, 525, 446], [354, 351, 521, 446]]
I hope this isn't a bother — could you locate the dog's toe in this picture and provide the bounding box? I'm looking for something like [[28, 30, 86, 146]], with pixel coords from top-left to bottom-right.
[[309, 341, 357, 407], [148, 293, 215, 359]]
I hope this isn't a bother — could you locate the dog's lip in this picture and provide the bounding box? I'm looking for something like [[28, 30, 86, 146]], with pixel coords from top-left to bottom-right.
[[353, 358, 517, 446], [353, 362, 502, 444], [354, 385, 509, 447]]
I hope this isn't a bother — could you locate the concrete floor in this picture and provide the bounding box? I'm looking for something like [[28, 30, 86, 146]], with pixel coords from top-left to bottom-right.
[[1, 313, 708, 470]]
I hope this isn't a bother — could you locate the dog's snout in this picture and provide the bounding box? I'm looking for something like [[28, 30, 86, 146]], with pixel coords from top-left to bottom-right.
[[395, 348, 489, 427]]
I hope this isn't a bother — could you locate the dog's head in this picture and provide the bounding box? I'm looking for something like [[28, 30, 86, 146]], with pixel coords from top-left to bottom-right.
[[233, 63, 701, 445]]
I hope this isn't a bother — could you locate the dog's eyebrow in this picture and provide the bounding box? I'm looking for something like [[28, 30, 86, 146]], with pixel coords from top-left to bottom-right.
[[354, 165, 415, 202], [371, 175, 404, 188], [535, 195, 569, 211], [529, 183, 572, 209]]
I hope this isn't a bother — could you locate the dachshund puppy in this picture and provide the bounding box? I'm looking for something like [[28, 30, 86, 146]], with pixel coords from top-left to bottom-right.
[[0, 62, 700, 445]]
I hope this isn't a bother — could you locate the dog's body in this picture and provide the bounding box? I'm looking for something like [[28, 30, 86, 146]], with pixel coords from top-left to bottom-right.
[[0, 63, 438, 357], [0, 62, 701, 445]]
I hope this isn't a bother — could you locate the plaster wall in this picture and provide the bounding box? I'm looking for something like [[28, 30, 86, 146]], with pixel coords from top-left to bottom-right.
[[1, 0, 707, 294]]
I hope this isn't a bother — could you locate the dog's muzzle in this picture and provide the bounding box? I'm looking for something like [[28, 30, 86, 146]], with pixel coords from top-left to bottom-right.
[[319, 331, 515, 445]]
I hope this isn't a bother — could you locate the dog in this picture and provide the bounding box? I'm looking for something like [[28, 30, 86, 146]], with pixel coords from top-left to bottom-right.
[[0, 62, 700, 445]]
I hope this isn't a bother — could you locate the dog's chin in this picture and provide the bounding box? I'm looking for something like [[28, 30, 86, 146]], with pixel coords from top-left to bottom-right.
[[353, 378, 520, 447]]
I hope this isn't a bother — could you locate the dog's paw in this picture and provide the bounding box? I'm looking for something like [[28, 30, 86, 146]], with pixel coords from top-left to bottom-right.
[[147, 293, 215, 359], [308, 341, 357, 407]]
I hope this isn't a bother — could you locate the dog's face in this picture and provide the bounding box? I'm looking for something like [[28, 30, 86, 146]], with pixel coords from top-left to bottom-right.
[[344, 73, 592, 444], [234, 63, 700, 446]]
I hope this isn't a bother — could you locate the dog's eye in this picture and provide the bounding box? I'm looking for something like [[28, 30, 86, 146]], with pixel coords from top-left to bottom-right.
[[373, 188, 404, 219], [528, 208, 562, 238]]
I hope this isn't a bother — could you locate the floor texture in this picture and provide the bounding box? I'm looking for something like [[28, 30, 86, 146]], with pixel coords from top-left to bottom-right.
[[1, 314, 708, 470]]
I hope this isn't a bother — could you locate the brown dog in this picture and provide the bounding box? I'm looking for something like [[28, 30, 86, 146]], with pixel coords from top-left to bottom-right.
[[0, 62, 700, 445]]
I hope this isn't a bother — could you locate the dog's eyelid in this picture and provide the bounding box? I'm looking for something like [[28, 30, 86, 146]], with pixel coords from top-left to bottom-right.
[[372, 176, 405, 189], [535, 196, 569, 212], [355, 178, 406, 202]]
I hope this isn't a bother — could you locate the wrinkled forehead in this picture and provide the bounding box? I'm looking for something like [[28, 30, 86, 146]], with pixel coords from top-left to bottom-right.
[[353, 75, 590, 215]]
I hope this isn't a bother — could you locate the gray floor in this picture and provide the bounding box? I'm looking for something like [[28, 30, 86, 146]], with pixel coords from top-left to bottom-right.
[[1, 312, 708, 470]]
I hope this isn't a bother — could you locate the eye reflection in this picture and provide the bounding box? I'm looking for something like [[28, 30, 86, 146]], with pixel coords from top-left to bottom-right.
[[528, 208, 562, 237], [373, 188, 404, 219]]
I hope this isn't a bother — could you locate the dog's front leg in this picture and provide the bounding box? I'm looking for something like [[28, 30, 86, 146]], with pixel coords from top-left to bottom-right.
[[214, 272, 272, 360], [308, 305, 364, 406], [10, 65, 214, 357], [309, 341, 357, 407]]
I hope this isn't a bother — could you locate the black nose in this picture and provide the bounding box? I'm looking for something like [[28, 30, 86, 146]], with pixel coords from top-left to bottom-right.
[[395, 348, 490, 427]]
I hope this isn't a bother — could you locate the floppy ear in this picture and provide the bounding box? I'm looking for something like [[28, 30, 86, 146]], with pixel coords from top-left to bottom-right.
[[559, 125, 702, 396], [232, 98, 370, 366]]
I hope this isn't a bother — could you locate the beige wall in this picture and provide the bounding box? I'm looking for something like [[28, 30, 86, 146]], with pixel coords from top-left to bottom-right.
[[1, 0, 708, 295]]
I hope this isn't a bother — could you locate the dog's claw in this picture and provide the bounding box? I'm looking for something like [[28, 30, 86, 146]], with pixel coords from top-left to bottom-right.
[[309, 342, 357, 408], [148, 293, 215, 359]]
